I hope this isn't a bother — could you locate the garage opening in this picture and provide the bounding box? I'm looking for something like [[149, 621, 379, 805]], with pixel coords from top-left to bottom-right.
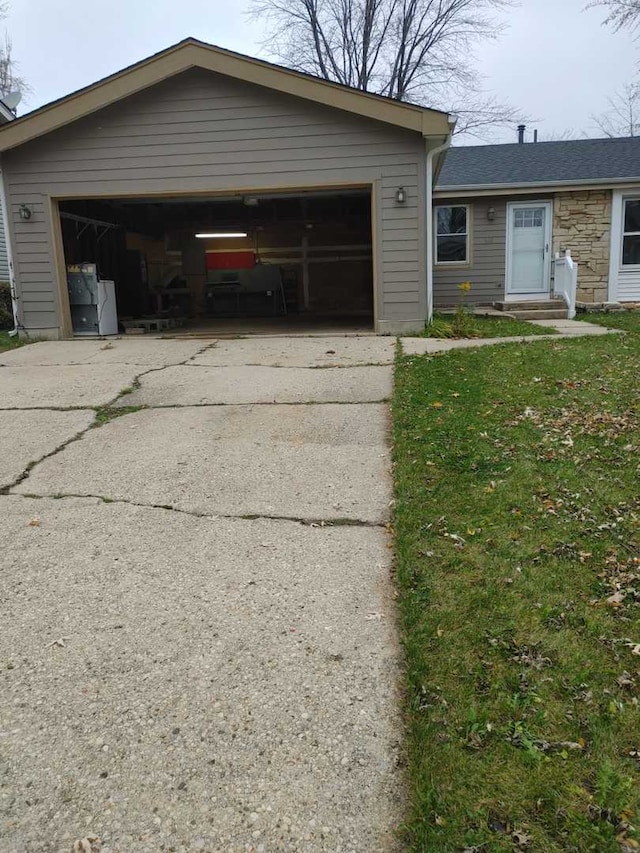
[[57, 188, 374, 336]]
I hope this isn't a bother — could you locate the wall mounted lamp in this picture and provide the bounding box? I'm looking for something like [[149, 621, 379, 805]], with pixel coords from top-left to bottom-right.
[[395, 187, 407, 205], [18, 203, 32, 221], [487, 206, 496, 222]]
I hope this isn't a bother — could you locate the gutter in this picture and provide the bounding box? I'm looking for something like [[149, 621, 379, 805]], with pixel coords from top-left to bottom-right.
[[426, 122, 455, 322], [0, 158, 20, 336], [436, 175, 640, 194]]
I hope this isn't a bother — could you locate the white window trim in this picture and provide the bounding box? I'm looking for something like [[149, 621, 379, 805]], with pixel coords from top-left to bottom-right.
[[620, 196, 640, 270], [610, 190, 640, 302], [434, 204, 470, 266], [609, 191, 623, 301]]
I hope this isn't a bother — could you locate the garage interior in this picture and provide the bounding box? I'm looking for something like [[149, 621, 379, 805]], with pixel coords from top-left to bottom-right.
[[58, 188, 374, 336]]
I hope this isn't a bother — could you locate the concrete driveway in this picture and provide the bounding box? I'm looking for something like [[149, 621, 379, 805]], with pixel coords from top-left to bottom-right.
[[0, 336, 402, 853]]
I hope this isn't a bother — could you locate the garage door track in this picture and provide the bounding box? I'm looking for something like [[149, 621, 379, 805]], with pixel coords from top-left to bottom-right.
[[0, 336, 403, 852]]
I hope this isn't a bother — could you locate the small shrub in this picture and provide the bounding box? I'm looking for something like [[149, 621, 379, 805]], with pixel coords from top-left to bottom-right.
[[450, 281, 476, 337], [0, 281, 13, 331]]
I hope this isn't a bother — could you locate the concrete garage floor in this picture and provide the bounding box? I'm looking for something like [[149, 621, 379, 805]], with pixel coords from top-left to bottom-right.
[[0, 336, 401, 853]]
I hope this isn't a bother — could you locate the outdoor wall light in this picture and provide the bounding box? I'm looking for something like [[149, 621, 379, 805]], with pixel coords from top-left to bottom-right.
[[395, 187, 407, 204], [18, 203, 32, 221], [487, 206, 496, 222]]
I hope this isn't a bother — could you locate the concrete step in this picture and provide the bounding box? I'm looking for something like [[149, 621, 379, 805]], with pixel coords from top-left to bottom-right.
[[508, 309, 568, 320], [494, 299, 565, 312]]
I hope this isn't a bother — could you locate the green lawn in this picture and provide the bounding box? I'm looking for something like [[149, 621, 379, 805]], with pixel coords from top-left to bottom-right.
[[0, 331, 24, 353], [422, 311, 556, 339], [578, 310, 640, 334], [393, 313, 640, 851]]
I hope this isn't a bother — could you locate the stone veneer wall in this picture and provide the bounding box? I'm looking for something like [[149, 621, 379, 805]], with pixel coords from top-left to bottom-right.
[[553, 190, 612, 303]]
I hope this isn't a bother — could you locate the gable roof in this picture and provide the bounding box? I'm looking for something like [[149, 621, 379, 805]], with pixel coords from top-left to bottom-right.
[[0, 38, 451, 153], [437, 136, 640, 191]]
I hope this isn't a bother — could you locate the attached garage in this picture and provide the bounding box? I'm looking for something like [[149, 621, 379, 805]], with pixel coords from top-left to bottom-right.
[[57, 189, 374, 334], [0, 38, 452, 337]]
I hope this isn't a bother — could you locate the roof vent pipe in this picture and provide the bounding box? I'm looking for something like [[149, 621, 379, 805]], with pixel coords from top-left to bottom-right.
[[533, 129, 538, 143], [517, 124, 526, 144]]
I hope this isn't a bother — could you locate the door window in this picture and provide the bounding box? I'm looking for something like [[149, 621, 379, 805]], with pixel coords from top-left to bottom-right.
[[514, 208, 544, 228]]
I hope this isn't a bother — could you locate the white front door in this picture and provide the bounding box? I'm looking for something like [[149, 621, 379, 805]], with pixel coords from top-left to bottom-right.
[[506, 202, 552, 298]]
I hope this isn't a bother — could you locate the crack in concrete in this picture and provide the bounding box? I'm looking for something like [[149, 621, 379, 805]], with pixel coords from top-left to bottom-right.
[[0, 426, 96, 496], [111, 399, 391, 409], [181, 362, 393, 370], [0, 399, 390, 412], [0, 341, 219, 492], [8, 491, 386, 529]]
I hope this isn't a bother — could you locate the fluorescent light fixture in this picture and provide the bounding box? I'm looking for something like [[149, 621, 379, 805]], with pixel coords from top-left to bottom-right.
[[195, 232, 248, 239]]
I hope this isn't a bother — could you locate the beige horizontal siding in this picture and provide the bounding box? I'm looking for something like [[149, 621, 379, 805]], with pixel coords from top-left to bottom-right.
[[433, 195, 559, 307], [433, 197, 507, 305], [4, 67, 427, 332]]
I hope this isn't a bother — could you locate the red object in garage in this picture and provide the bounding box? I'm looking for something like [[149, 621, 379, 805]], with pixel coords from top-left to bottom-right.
[[206, 251, 255, 270]]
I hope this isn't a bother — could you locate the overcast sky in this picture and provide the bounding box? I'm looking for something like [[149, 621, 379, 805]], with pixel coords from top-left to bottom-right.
[[5, 0, 638, 144]]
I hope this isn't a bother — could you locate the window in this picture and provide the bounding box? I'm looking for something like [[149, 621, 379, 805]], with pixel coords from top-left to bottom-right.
[[514, 208, 544, 228], [435, 205, 469, 264], [622, 199, 640, 266]]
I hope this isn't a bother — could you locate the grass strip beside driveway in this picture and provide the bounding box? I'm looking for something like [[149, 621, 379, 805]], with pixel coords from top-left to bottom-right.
[[393, 316, 640, 851], [0, 331, 25, 353], [420, 312, 555, 339]]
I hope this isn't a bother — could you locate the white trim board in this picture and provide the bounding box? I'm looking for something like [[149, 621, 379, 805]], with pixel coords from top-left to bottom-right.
[[609, 190, 640, 302]]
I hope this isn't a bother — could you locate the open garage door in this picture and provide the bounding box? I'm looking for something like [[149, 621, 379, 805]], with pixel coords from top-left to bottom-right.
[[57, 188, 374, 336]]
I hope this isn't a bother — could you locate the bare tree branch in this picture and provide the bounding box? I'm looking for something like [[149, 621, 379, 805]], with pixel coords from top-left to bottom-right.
[[586, 0, 640, 33], [591, 81, 640, 135], [0, 33, 30, 102], [0, 5, 30, 107], [250, 0, 524, 139]]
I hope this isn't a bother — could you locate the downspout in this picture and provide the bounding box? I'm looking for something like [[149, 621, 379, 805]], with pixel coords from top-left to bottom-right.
[[0, 156, 21, 337], [425, 120, 455, 323]]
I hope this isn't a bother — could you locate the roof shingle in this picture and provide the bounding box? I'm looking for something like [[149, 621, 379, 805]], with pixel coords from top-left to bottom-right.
[[436, 136, 640, 189]]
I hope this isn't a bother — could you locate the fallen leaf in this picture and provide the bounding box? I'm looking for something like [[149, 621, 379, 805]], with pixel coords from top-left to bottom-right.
[[512, 830, 532, 848], [28, 518, 40, 527], [617, 671, 636, 690]]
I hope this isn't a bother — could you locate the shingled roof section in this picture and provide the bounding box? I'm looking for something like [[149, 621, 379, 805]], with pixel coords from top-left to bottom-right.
[[436, 136, 640, 189]]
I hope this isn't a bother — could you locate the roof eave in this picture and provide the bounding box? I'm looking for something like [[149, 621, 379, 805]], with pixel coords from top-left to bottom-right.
[[435, 175, 640, 195]]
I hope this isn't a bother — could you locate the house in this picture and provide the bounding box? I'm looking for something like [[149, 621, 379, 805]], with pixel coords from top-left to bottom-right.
[[0, 38, 453, 339], [433, 134, 640, 314]]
